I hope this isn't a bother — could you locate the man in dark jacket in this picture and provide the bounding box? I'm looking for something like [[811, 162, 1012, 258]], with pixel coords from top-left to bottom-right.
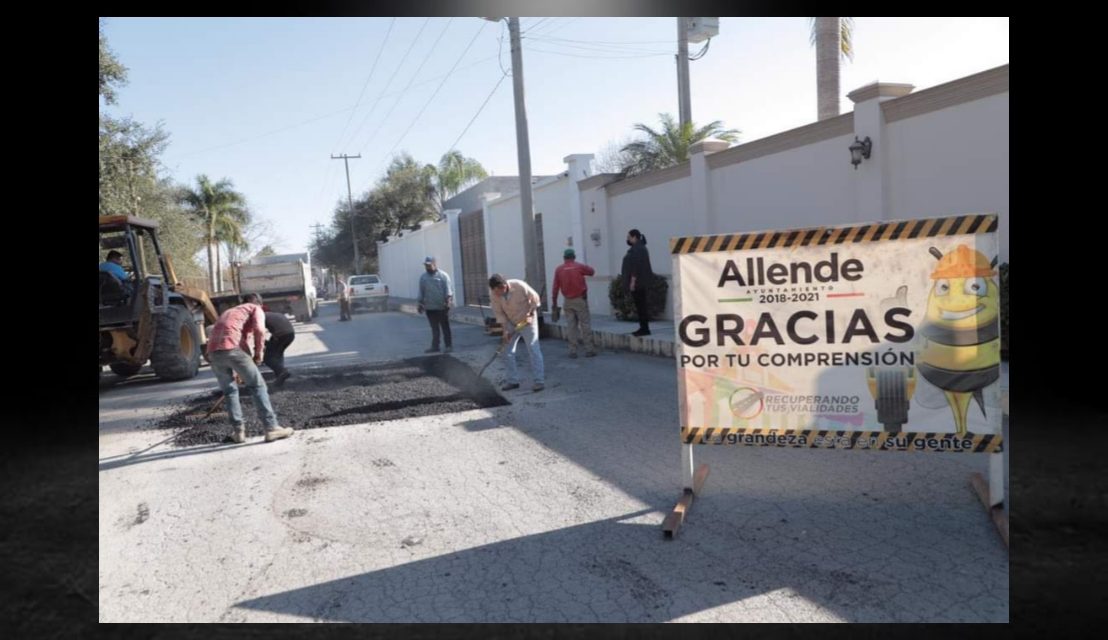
[[263, 310, 295, 386], [621, 228, 655, 336]]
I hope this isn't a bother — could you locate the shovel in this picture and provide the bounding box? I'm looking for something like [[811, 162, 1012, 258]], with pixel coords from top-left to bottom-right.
[[475, 319, 528, 377]]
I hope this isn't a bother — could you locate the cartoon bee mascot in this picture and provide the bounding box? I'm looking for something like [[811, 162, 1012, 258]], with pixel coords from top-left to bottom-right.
[[917, 245, 1001, 436]]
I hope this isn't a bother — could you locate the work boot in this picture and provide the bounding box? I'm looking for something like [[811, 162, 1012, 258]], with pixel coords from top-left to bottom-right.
[[425, 346, 441, 354], [444, 346, 453, 353], [585, 351, 597, 357], [265, 426, 294, 442], [532, 383, 545, 392], [631, 328, 651, 337], [231, 424, 246, 444], [275, 371, 291, 387], [501, 382, 520, 391]]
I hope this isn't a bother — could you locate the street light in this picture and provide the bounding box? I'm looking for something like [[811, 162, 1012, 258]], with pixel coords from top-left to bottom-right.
[[849, 136, 873, 169]]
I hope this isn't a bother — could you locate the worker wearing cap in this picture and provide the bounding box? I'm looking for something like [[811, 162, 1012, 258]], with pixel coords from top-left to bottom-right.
[[417, 256, 455, 353], [488, 273, 544, 392], [551, 248, 596, 359]]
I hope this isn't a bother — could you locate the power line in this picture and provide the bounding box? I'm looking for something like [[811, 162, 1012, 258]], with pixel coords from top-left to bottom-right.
[[521, 37, 672, 55], [525, 46, 672, 59], [317, 18, 396, 222], [522, 17, 551, 34], [320, 18, 428, 203], [381, 21, 488, 166], [445, 70, 509, 154], [540, 17, 580, 36], [175, 51, 500, 165], [315, 53, 499, 210], [497, 18, 509, 75], [174, 107, 351, 159], [332, 17, 396, 153], [529, 34, 674, 45], [688, 38, 711, 60], [356, 17, 454, 156], [344, 17, 433, 154]]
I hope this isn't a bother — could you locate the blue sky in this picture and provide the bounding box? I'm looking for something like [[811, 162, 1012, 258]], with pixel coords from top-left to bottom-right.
[[101, 17, 1009, 255]]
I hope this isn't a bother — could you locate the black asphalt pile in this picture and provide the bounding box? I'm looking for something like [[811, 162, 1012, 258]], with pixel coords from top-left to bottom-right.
[[156, 356, 508, 446]]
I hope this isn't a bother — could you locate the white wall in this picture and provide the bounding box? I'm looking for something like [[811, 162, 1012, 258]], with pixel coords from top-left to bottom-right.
[[534, 176, 573, 302], [607, 177, 693, 279], [708, 135, 858, 234], [485, 194, 526, 282], [387, 67, 1010, 318], [377, 218, 455, 300], [483, 175, 575, 303], [885, 93, 1010, 261]]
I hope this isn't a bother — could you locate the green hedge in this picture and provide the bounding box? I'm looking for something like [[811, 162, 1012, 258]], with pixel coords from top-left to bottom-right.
[[608, 275, 668, 321]]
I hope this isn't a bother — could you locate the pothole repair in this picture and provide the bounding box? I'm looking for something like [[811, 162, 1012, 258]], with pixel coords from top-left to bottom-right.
[[155, 356, 509, 446]]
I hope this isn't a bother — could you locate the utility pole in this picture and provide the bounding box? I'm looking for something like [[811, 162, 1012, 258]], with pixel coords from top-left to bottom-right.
[[508, 17, 540, 289], [676, 17, 692, 128], [309, 221, 324, 281], [485, 16, 540, 289], [331, 153, 361, 273]]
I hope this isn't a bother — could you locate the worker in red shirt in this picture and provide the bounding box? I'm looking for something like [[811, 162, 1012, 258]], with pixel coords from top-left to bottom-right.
[[206, 293, 294, 444], [551, 248, 597, 359]]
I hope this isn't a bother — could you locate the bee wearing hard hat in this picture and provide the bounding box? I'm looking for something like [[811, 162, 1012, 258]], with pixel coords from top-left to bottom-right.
[[917, 244, 1001, 436]]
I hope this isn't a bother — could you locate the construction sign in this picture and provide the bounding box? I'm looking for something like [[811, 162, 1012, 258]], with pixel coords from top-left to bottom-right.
[[669, 215, 1003, 453]]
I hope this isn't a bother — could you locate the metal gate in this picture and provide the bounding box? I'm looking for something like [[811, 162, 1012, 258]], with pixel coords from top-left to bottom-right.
[[534, 213, 547, 310], [459, 209, 488, 306]]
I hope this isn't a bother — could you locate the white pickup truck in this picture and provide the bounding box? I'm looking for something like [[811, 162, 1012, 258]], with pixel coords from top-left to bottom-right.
[[348, 274, 389, 312]]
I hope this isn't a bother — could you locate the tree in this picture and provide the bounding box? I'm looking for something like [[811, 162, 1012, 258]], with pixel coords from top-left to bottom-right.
[[811, 17, 855, 121], [313, 150, 483, 277], [227, 216, 282, 265], [255, 245, 278, 259], [178, 176, 249, 292], [594, 136, 637, 174], [99, 21, 205, 281], [434, 150, 488, 210], [618, 113, 739, 177], [99, 116, 170, 217], [374, 153, 439, 235], [99, 18, 127, 105], [213, 208, 250, 290]]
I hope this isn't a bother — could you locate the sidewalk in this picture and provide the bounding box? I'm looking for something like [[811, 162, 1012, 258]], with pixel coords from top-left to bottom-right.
[[389, 297, 676, 357]]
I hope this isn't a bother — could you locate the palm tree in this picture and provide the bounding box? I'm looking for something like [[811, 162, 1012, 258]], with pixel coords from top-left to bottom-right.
[[214, 211, 250, 290], [178, 175, 248, 292], [434, 150, 488, 211], [619, 113, 739, 177], [811, 17, 855, 121]]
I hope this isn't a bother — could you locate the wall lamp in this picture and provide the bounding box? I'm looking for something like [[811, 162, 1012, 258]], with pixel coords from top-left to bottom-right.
[[850, 136, 873, 169]]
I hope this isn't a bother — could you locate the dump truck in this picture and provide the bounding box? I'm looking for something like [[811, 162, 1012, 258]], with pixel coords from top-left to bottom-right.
[[232, 253, 318, 322]]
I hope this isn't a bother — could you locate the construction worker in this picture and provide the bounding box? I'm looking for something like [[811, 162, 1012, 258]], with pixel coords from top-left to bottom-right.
[[99, 250, 128, 284], [551, 248, 596, 358], [206, 293, 294, 444], [417, 256, 455, 353], [489, 273, 544, 392], [337, 278, 352, 321], [262, 310, 295, 387]]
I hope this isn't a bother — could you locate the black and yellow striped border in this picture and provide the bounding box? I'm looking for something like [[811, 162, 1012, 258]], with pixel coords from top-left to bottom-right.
[[680, 427, 1003, 453], [670, 214, 998, 254]]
